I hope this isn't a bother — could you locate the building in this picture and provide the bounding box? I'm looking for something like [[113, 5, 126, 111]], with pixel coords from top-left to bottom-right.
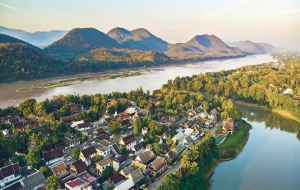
[[0, 163, 21, 187], [65, 178, 86, 190], [111, 143, 122, 157], [131, 143, 144, 156], [42, 149, 64, 166], [135, 151, 156, 164], [70, 160, 87, 175], [127, 168, 144, 185], [113, 178, 134, 190], [50, 162, 69, 179], [222, 118, 235, 135], [79, 146, 97, 166], [171, 131, 184, 143], [96, 157, 112, 175], [119, 133, 136, 150], [94, 143, 111, 158], [20, 171, 46, 190], [148, 156, 167, 177]]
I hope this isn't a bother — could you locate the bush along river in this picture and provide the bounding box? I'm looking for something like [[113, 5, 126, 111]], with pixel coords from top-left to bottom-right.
[[210, 103, 300, 190]]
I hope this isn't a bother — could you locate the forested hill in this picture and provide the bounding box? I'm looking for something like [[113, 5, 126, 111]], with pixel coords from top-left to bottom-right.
[[226, 40, 278, 54], [0, 43, 60, 83], [0, 33, 41, 51], [80, 48, 171, 64], [165, 34, 245, 61], [157, 55, 300, 121], [107, 27, 171, 52], [43, 28, 120, 58]]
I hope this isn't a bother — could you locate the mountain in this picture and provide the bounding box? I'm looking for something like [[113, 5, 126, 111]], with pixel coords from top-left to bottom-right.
[[0, 33, 41, 51], [0, 43, 60, 83], [107, 27, 171, 52], [0, 26, 67, 48], [226, 40, 278, 54], [44, 28, 120, 58], [165, 34, 244, 60], [80, 48, 171, 64]]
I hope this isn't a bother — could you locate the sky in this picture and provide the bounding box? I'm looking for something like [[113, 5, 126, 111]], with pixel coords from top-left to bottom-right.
[[0, 0, 299, 50]]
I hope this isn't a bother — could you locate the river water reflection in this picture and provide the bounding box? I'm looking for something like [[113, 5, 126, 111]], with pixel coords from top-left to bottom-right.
[[210, 104, 300, 190], [0, 54, 274, 108]]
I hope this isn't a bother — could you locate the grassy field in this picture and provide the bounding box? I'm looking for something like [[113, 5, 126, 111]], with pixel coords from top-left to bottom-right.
[[217, 121, 251, 160]]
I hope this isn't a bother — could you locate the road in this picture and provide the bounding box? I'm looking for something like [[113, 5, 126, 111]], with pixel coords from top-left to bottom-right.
[[148, 160, 181, 190]]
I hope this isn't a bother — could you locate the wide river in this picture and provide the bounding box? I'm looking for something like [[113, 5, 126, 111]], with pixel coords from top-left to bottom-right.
[[0, 54, 274, 108], [211, 104, 300, 190]]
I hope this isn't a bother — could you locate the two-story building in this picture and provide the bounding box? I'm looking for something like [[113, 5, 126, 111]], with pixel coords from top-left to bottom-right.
[[95, 157, 112, 175], [0, 163, 21, 187], [50, 162, 69, 179], [42, 149, 64, 166], [79, 146, 97, 166], [148, 156, 167, 177], [119, 133, 136, 150]]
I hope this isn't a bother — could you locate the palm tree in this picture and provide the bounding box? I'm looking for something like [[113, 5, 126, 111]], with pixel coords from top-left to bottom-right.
[[29, 133, 38, 146], [187, 161, 199, 176], [180, 154, 191, 175], [189, 146, 199, 161], [161, 173, 180, 190]]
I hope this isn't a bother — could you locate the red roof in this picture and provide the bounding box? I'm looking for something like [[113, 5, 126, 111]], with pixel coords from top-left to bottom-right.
[[66, 179, 83, 188]]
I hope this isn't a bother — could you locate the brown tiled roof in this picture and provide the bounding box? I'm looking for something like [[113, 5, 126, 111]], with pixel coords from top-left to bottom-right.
[[8, 118, 20, 124], [0, 163, 21, 180], [81, 146, 96, 158], [61, 115, 77, 123], [122, 133, 136, 145], [109, 171, 124, 185], [42, 149, 64, 162], [94, 128, 105, 135], [71, 160, 87, 174], [13, 122, 25, 129], [148, 157, 167, 171], [77, 122, 91, 129], [137, 151, 155, 164], [117, 155, 127, 163], [133, 143, 144, 151], [51, 162, 66, 175]]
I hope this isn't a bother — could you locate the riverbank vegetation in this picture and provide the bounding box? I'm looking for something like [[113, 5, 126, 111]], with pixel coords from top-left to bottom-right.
[[16, 71, 140, 91]]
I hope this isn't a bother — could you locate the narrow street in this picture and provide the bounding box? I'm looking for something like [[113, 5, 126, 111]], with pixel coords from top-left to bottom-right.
[[148, 160, 181, 190]]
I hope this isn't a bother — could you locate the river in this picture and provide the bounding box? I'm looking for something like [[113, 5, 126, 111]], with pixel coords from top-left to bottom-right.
[[0, 54, 274, 108], [210, 104, 300, 190]]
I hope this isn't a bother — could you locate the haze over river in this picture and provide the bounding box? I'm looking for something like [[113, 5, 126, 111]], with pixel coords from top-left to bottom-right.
[[211, 104, 300, 190], [0, 54, 274, 108]]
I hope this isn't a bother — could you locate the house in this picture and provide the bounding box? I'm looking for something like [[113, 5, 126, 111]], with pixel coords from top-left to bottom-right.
[[76, 122, 92, 131], [20, 171, 46, 190], [120, 165, 132, 177], [175, 143, 186, 156], [65, 178, 86, 190], [125, 107, 136, 115], [114, 178, 135, 190], [111, 143, 122, 157], [119, 133, 136, 150], [182, 136, 194, 148], [148, 156, 167, 176], [135, 151, 156, 164], [93, 143, 111, 158], [128, 168, 144, 185], [42, 149, 64, 166], [95, 157, 112, 175], [200, 110, 209, 119], [64, 132, 76, 140], [183, 128, 193, 137], [50, 162, 69, 179], [71, 120, 84, 128], [112, 155, 129, 171], [79, 146, 97, 166], [131, 143, 144, 156], [93, 128, 105, 138], [42, 144, 53, 153], [82, 128, 95, 138], [171, 131, 185, 143], [222, 118, 235, 135], [70, 160, 87, 175], [165, 151, 176, 162], [131, 161, 150, 175], [69, 138, 81, 148], [108, 171, 125, 186], [61, 115, 77, 125], [0, 163, 21, 187]]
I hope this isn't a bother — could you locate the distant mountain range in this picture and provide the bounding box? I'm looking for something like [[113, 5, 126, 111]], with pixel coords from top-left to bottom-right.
[[226, 40, 278, 54], [0, 26, 280, 83], [0, 26, 67, 48]]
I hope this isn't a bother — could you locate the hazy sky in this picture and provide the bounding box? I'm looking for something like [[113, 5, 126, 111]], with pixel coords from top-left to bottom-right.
[[0, 0, 299, 50]]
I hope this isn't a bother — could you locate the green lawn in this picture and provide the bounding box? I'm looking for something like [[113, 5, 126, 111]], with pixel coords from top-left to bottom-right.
[[218, 128, 246, 148]]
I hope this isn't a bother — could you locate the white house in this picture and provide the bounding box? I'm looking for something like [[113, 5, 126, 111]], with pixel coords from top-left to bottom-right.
[[42, 149, 64, 166], [79, 146, 97, 166], [119, 133, 136, 150], [96, 158, 112, 175], [0, 163, 22, 188], [171, 131, 185, 143]]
